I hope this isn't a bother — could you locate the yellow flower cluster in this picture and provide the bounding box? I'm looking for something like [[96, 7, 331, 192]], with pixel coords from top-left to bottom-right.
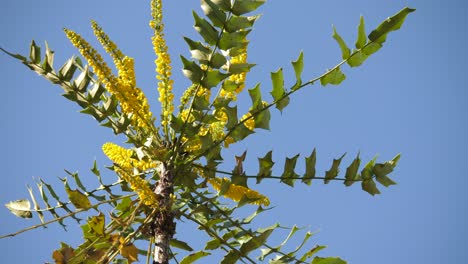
[[102, 142, 156, 171], [115, 167, 159, 207], [64, 27, 155, 131], [150, 0, 174, 128], [207, 177, 270, 206], [240, 112, 255, 131], [221, 49, 248, 100]]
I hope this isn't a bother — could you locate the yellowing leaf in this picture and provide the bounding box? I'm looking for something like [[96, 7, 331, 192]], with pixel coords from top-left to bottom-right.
[[52, 243, 75, 264], [120, 243, 139, 263], [88, 213, 105, 235], [66, 187, 92, 209], [5, 199, 32, 218]]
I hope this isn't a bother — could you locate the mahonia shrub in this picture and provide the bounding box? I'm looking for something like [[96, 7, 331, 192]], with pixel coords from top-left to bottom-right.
[[1, 0, 414, 263]]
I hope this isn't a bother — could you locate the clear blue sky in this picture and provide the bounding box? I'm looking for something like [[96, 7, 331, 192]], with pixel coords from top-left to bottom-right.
[[1, 0, 466, 263]]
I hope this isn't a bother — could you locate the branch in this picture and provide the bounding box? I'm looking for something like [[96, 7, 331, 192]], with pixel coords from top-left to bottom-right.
[[0, 194, 135, 239]]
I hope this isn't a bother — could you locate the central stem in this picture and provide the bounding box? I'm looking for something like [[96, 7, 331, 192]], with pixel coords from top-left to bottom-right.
[[153, 163, 176, 264]]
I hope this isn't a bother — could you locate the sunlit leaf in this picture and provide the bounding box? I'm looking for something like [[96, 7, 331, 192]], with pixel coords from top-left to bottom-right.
[[270, 68, 289, 111], [193, 11, 219, 45], [219, 30, 250, 50], [120, 243, 139, 263], [344, 154, 361, 186], [88, 213, 105, 236], [171, 238, 194, 252], [201, 0, 227, 28], [355, 16, 367, 49], [66, 185, 92, 209], [281, 154, 300, 187], [239, 223, 277, 254], [324, 153, 346, 184], [368, 7, 416, 44], [362, 178, 381, 196], [5, 199, 32, 218], [231, 0, 266, 16], [181, 55, 204, 84], [332, 26, 350, 60], [257, 151, 274, 183], [181, 251, 211, 264], [299, 245, 327, 261], [320, 67, 346, 86], [347, 50, 369, 67], [373, 154, 400, 187], [52, 243, 75, 264], [225, 15, 259, 33], [211, 0, 231, 11], [291, 51, 304, 90], [303, 149, 317, 185]]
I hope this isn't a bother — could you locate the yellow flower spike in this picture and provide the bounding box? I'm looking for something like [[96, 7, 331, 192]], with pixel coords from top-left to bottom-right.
[[115, 167, 159, 207], [207, 177, 270, 207], [151, 0, 174, 130], [102, 142, 156, 171], [64, 27, 155, 131], [64, 29, 119, 91]]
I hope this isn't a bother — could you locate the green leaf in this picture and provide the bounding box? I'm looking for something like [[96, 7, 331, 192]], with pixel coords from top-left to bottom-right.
[[320, 67, 346, 86], [201, 0, 227, 28], [226, 62, 255, 74], [291, 51, 304, 90], [204, 239, 221, 250], [221, 250, 241, 264], [252, 107, 270, 130], [270, 68, 289, 111], [202, 69, 229, 88], [299, 245, 327, 261], [239, 224, 277, 255], [248, 84, 262, 109], [303, 149, 317, 185], [332, 26, 350, 60], [356, 16, 367, 49], [324, 153, 346, 184], [223, 104, 238, 129], [257, 151, 274, 183], [171, 239, 194, 252], [219, 30, 250, 50], [362, 178, 381, 196], [211, 0, 231, 11], [5, 199, 32, 218], [373, 154, 400, 187], [181, 55, 204, 84], [231, 0, 266, 16], [87, 213, 105, 236], [361, 156, 377, 180], [344, 154, 361, 186], [225, 15, 259, 32], [29, 40, 41, 64], [229, 123, 254, 141], [368, 7, 416, 44], [362, 42, 382, 56], [72, 67, 91, 91], [193, 11, 219, 45], [42, 42, 55, 73], [281, 154, 300, 187], [312, 256, 347, 264], [347, 50, 369, 67]]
